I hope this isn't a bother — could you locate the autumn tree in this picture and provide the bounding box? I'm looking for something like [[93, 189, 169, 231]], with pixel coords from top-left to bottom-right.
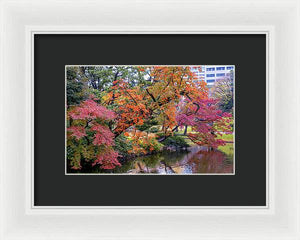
[[102, 78, 149, 137], [211, 77, 234, 113], [143, 66, 208, 139], [101, 66, 208, 140], [176, 97, 233, 149], [70, 66, 147, 92], [67, 98, 121, 170]]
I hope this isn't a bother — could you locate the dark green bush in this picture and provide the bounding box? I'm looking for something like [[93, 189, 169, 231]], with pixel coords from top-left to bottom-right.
[[162, 135, 190, 148], [114, 134, 133, 159], [136, 119, 158, 131], [156, 132, 165, 138]]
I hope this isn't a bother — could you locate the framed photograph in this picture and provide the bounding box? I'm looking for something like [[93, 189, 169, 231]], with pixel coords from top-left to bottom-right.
[[1, 0, 299, 240], [65, 64, 235, 175]]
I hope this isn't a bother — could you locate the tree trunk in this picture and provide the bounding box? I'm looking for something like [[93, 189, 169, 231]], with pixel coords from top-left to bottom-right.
[[183, 125, 188, 135]]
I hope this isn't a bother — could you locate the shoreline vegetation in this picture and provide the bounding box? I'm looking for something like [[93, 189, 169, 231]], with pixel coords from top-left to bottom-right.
[[66, 66, 234, 174], [67, 128, 234, 174]]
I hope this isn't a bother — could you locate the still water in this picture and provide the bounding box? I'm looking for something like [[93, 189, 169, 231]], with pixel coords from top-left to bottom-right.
[[114, 146, 233, 174]]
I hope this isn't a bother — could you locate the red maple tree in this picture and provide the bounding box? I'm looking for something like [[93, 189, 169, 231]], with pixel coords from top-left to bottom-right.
[[67, 99, 121, 170]]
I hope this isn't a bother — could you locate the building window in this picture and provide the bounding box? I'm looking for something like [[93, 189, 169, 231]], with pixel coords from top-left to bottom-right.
[[216, 67, 225, 70], [227, 66, 234, 70], [206, 74, 215, 77], [207, 79, 215, 83], [216, 73, 225, 77], [206, 67, 215, 71]]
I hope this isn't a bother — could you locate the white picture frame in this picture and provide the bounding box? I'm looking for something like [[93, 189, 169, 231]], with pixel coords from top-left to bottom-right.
[[0, 0, 299, 239]]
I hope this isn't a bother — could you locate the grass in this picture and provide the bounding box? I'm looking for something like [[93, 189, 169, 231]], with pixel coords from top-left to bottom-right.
[[218, 143, 234, 156], [177, 126, 193, 134], [155, 126, 234, 148], [175, 130, 234, 147], [217, 133, 234, 161], [182, 137, 194, 146], [218, 133, 234, 142]]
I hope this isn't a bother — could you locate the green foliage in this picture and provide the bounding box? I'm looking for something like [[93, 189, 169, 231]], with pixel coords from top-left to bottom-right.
[[162, 135, 190, 148], [211, 77, 234, 113], [66, 67, 87, 105], [140, 137, 164, 152], [68, 66, 148, 92], [114, 134, 133, 158], [67, 78, 85, 105], [135, 119, 159, 132], [219, 97, 233, 113], [67, 67, 77, 80], [155, 132, 165, 138], [67, 144, 79, 169], [66, 65, 150, 106]]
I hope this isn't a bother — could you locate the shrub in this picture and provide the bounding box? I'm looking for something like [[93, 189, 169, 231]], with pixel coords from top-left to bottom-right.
[[135, 119, 159, 132], [114, 134, 133, 159], [140, 137, 164, 153], [125, 130, 163, 155], [162, 135, 190, 148]]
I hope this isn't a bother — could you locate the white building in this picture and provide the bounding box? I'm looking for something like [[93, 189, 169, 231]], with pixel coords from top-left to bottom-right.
[[191, 65, 234, 88]]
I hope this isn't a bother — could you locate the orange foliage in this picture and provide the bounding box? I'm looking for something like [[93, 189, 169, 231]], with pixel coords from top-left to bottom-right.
[[125, 129, 159, 155], [102, 66, 209, 138]]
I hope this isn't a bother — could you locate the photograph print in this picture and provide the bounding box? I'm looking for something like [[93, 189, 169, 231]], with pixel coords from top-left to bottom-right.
[[66, 65, 234, 174]]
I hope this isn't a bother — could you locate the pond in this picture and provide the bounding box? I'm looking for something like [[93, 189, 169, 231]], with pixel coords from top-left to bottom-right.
[[114, 146, 234, 174]]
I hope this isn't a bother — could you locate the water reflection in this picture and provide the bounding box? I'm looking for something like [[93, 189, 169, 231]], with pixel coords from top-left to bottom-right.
[[114, 146, 233, 174]]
